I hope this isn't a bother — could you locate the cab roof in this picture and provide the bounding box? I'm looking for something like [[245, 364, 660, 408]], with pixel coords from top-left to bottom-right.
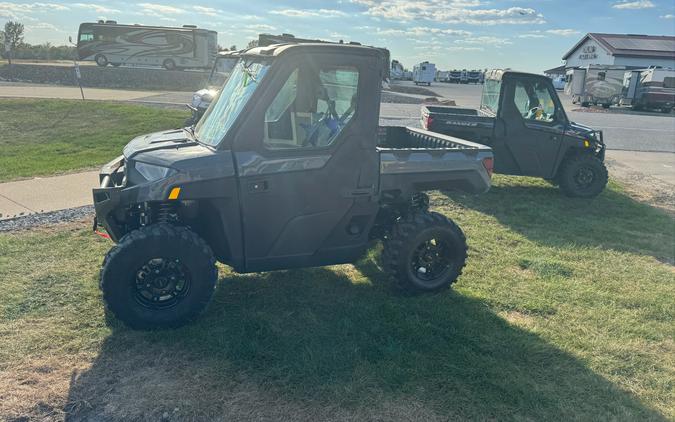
[[485, 69, 548, 81], [242, 42, 382, 59]]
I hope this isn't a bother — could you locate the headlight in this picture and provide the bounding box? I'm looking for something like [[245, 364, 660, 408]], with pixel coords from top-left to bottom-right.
[[134, 162, 175, 182], [191, 93, 202, 107]]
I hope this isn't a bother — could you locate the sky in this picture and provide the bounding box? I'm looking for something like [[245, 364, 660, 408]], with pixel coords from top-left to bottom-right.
[[1, 0, 674, 72]]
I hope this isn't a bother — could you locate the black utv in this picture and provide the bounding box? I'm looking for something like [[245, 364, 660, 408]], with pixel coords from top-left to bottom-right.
[[421, 69, 608, 198], [93, 42, 494, 329]]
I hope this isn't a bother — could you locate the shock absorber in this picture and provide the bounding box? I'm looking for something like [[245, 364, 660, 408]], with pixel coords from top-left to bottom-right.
[[156, 202, 175, 223]]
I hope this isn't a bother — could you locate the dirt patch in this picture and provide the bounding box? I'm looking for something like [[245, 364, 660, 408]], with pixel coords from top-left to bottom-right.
[[606, 158, 675, 215], [0, 339, 450, 422]]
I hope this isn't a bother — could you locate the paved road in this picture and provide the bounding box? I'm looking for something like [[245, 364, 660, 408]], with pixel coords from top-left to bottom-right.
[[0, 81, 190, 104]]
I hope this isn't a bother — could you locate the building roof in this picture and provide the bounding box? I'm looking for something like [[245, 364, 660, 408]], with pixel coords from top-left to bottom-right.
[[562, 33, 675, 61], [543, 65, 566, 75]]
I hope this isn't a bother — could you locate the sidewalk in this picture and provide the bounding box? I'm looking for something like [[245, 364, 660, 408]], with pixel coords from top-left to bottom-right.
[[0, 171, 99, 220], [0, 82, 191, 105]]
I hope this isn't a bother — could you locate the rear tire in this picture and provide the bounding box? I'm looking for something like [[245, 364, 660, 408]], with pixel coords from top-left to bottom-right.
[[95, 54, 108, 67], [100, 224, 218, 330], [558, 154, 608, 198], [163, 59, 177, 71], [383, 211, 467, 293], [581, 102, 590, 107]]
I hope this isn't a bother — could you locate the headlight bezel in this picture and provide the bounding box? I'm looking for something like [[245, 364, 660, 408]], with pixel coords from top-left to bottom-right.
[[133, 161, 176, 182]]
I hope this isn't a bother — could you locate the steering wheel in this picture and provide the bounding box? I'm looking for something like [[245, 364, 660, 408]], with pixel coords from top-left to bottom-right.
[[525, 106, 547, 121], [301, 86, 341, 147]]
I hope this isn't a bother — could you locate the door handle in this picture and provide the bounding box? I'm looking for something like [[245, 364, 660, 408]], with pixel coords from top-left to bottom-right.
[[248, 180, 269, 193]]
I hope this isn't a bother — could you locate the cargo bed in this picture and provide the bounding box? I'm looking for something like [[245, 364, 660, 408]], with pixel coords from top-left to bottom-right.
[[377, 126, 493, 195]]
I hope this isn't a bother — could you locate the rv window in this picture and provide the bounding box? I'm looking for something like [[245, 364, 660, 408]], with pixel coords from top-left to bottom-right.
[[664, 77, 675, 88], [79, 33, 94, 42], [598, 72, 606, 81]]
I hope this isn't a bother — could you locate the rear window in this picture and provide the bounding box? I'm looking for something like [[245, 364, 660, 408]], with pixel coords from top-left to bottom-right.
[[481, 78, 501, 114]]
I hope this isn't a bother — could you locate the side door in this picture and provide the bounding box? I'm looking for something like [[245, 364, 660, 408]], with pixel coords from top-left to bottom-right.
[[494, 76, 567, 178], [232, 52, 381, 272]]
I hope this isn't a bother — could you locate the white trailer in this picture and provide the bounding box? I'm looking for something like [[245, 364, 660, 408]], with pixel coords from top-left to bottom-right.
[[565, 65, 627, 108], [413, 62, 436, 86], [76, 21, 217, 70], [436, 70, 450, 82]]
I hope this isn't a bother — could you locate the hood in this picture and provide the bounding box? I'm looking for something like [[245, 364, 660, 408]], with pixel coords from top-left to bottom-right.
[[123, 129, 199, 160], [567, 121, 601, 142]]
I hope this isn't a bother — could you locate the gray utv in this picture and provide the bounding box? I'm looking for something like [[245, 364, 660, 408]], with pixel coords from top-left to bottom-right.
[[93, 42, 493, 329]]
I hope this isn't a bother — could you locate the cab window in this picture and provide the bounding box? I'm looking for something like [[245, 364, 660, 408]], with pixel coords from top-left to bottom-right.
[[263, 65, 359, 150], [513, 80, 557, 123]]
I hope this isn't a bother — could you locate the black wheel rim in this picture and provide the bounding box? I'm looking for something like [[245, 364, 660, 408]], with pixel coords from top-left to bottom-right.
[[574, 166, 595, 190], [134, 258, 191, 310], [410, 237, 453, 283]]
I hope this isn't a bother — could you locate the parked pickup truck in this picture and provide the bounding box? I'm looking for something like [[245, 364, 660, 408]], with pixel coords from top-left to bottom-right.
[[422, 69, 608, 198], [93, 42, 493, 329]]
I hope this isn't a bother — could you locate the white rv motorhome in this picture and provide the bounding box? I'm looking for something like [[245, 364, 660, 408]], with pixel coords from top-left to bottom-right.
[[436, 70, 450, 82], [76, 21, 217, 70], [565, 65, 627, 108], [413, 62, 436, 86], [621, 67, 675, 113]]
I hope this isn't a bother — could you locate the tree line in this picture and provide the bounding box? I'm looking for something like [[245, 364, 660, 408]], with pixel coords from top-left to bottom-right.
[[2, 21, 76, 62]]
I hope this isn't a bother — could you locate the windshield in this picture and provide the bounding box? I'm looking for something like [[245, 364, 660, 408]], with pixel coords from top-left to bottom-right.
[[481, 78, 501, 115], [195, 59, 270, 147]]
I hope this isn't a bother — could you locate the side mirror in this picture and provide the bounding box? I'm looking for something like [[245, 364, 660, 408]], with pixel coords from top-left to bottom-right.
[[68, 36, 73, 44]]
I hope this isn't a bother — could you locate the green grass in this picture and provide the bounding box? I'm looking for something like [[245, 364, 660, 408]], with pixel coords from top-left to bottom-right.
[[0, 99, 188, 182], [0, 177, 673, 421]]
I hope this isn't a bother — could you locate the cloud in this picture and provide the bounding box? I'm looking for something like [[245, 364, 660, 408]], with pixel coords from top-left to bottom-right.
[[72, 3, 121, 14], [270, 9, 348, 18], [138, 3, 185, 15], [611, 0, 655, 9], [25, 21, 60, 31], [0, 2, 68, 13], [351, 0, 545, 25], [373, 26, 471, 37], [193, 6, 221, 16], [660, 14, 674, 19], [545, 28, 580, 36], [455, 36, 512, 46], [518, 33, 546, 38], [241, 23, 276, 33]]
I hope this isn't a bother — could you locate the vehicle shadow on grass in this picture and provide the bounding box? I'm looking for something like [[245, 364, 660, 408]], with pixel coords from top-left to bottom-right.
[[65, 261, 667, 421], [443, 178, 675, 265]]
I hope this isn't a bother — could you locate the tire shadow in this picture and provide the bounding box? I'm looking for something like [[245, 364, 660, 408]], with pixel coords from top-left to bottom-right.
[[442, 178, 675, 265], [64, 261, 668, 421]]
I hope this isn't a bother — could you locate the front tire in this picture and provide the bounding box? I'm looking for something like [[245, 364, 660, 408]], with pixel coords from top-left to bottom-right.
[[558, 154, 608, 198], [383, 211, 467, 293], [100, 224, 218, 329], [95, 54, 108, 67]]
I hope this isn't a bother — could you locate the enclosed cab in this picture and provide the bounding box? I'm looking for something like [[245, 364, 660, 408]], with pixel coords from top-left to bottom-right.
[[76, 22, 217, 70], [422, 69, 608, 198], [93, 43, 493, 329]]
